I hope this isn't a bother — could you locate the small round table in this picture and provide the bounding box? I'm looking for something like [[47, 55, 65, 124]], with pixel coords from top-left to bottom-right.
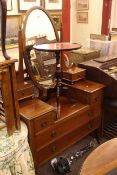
[[80, 138, 117, 175], [33, 42, 81, 117]]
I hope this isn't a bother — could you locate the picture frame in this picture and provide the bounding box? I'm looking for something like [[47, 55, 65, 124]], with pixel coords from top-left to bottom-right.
[[44, 0, 62, 11], [4, 15, 21, 49], [18, 0, 41, 12], [76, 0, 89, 11], [51, 14, 62, 31], [77, 12, 88, 23], [7, 0, 12, 11]]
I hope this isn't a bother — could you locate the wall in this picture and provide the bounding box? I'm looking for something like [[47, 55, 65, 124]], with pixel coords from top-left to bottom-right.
[[110, 0, 117, 29], [70, 0, 103, 47], [7, 1, 19, 15]]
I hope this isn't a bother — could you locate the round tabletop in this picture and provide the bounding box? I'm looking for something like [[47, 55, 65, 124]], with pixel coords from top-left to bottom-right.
[[33, 42, 81, 52], [80, 138, 117, 175]]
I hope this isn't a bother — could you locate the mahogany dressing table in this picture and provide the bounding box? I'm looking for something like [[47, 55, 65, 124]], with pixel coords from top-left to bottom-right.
[[19, 6, 105, 167]]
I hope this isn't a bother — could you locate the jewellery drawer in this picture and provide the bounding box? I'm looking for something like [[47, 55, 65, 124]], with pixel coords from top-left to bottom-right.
[[62, 67, 86, 83], [35, 109, 92, 148], [36, 117, 100, 165], [68, 88, 103, 104], [90, 102, 102, 119]]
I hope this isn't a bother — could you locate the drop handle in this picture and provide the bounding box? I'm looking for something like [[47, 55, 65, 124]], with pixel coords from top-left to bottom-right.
[[51, 146, 57, 152], [88, 123, 92, 129], [88, 111, 92, 117], [95, 96, 100, 102], [41, 121, 47, 128], [51, 131, 57, 138]]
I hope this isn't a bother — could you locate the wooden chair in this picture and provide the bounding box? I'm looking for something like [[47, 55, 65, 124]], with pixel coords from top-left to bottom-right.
[[0, 59, 21, 135]]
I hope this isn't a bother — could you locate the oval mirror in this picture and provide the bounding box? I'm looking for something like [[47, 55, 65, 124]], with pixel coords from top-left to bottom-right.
[[21, 6, 60, 99]]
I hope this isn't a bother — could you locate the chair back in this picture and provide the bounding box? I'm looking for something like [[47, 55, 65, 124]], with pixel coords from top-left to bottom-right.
[[0, 60, 21, 135]]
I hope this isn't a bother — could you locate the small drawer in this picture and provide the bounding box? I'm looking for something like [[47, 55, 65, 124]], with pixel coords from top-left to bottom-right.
[[34, 110, 56, 133], [89, 90, 103, 104], [89, 102, 102, 119], [17, 85, 34, 100], [62, 68, 86, 83]]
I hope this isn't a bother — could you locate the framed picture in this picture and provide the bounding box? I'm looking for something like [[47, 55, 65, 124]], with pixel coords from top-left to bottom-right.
[[51, 14, 62, 30], [77, 12, 88, 23], [18, 0, 41, 12], [44, 0, 62, 11], [7, 0, 12, 11], [3, 15, 21, 49], [76, 0, 89, 11]]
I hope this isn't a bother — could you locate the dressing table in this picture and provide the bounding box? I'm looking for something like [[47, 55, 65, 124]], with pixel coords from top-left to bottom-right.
[[19, 6, 105, 168]]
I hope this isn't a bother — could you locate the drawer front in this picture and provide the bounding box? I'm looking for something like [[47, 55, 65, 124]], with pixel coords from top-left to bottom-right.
[[90, 102, 102, 119], [17, 86, 34, 100], [34, 110, 56, 133], [68, 88, 103, 104], [35, 109, 91, 148], [89, 90, 103, 104], [62, 71, 85, 82], [36, 118, 100, 165]]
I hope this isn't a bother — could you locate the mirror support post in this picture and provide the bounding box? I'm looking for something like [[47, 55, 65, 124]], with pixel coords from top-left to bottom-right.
[[0, 0, 10, 59]]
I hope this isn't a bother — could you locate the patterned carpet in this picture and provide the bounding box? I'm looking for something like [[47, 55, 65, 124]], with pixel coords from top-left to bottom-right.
[[103, 121, 117, 139]]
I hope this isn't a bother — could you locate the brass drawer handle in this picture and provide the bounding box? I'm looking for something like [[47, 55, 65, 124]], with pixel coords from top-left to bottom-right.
[[51, 146, 57, 152], [41, 121, 47, 128], [88, 111, 92, 117], [51, 131, 57, 138], [88, 123, 92, 129], [95, 96, 100, 102]]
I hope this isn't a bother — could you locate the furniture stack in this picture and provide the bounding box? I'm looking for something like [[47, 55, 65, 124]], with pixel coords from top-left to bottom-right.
[[19, 66, 105, 167]]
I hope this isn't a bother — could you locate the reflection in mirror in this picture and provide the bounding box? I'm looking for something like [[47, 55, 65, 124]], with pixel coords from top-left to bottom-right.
[[21, 6, 59, 99], [25, 9, 56, 46]]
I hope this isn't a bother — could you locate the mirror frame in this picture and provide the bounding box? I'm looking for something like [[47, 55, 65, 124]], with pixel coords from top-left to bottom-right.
[[0, 0, 10, 59], [21, 6, 60, 95]]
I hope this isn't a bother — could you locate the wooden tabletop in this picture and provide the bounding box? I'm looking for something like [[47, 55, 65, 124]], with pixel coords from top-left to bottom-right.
[[33, 42, 81, 52], [80, 138, 117, 175]]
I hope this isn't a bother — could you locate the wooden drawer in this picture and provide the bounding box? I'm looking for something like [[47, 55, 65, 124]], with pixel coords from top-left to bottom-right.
[[90, 102, 102, 118], [35, 105, 100, 149], [17, 84, 34, 100], [68, 88, 103, 104], [36, 118, 100, 165], [89, 90, 103, 104], [34, 110, 56, 133], [62, 67, 85, 83]]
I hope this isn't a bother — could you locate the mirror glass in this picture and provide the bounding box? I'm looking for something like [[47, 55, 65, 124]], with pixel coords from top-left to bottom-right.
[[22, 7, 59, 98], [25, 9, 56, 46]]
